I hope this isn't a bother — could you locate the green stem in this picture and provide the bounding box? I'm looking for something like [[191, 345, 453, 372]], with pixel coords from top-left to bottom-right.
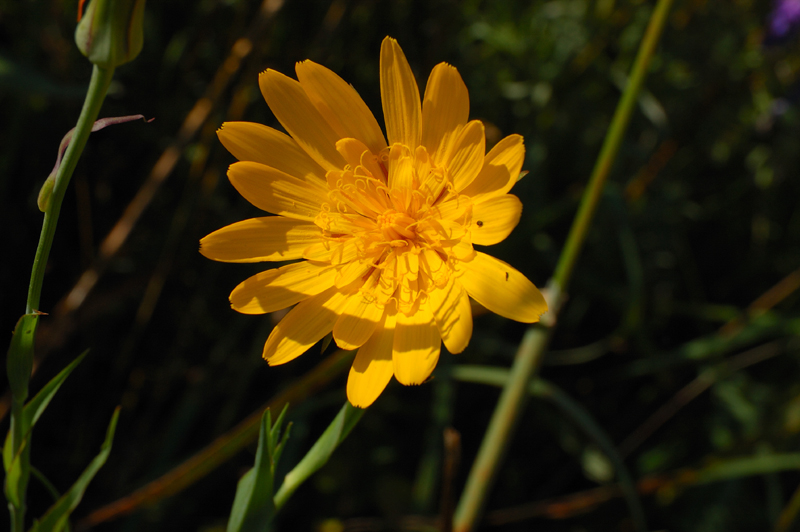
[[26, 64, 115, 314], [551, 0, 674, 294], [453, 327, 551, 532], [9, 64, 114, 532], [452, 1, 674, 530]]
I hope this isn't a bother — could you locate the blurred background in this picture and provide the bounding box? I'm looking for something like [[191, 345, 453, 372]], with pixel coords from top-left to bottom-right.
[[2, 0, 800, 530]]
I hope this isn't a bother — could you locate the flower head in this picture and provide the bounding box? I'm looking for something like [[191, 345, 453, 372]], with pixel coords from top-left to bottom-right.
[[201, 37, 547, 408]]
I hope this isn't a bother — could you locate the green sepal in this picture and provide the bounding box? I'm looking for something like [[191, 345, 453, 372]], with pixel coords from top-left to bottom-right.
[[7, 314, 39, 402], [75, 0, 146, 68], [227, 405, 290, 532], [273, 402, 364, 510], [29, 407, 120, 532]]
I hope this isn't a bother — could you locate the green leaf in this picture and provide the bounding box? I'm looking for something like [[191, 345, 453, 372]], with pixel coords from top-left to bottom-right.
[[227, 405, 290, 532], [4, 351, 86, 509], [3, 430, 28, 508], [29, 407, 120, 532], [273, 402, 364, 510], [23, 351, 88, 431], [7, 314, 39, 402]]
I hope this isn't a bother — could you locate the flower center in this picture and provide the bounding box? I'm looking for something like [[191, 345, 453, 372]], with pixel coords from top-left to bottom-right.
[[377, 210, 417, 244], [313, 142, 473, 312]]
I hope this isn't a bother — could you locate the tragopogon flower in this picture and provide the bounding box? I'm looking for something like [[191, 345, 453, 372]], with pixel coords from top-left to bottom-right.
[[201, 37, 548, 408]]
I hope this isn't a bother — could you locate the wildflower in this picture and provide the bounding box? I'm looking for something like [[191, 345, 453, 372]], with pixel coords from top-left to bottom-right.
[[766, 0, 800, 44], [201, 37, 547, 408]]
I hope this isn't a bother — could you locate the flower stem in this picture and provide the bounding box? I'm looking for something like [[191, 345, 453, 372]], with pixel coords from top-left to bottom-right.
[[551, 0, 674, 295], [26, 64, 115, 314], [8, 64, 114, 532], [452, 0, 674, 530]]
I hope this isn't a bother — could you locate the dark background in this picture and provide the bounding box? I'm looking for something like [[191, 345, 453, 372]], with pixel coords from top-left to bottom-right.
[[3, 0, 800, 530]]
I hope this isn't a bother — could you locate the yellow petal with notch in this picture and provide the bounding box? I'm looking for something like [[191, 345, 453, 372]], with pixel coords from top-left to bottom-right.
[[393, 304, 441, 385]]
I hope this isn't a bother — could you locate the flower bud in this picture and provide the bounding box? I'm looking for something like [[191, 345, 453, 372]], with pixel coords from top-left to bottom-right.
[[75, 0, 146, 68]]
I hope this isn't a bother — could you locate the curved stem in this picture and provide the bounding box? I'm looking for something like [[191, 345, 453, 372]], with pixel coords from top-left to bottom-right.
[[26, 64, 115, 314], [9, 64, 114, 532], [453, 0, 674, 530]]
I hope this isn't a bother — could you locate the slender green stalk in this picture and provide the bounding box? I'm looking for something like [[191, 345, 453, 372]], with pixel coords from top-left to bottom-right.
[[9, 64, 114, 532], [453, 1, 674, 530], [552, 0, 674, 294], [26, 65, 115, 314], [453, 326, 551, 532]]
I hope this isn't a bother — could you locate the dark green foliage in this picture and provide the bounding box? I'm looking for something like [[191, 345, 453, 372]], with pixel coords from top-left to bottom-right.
[[2, 1, 800, 531]]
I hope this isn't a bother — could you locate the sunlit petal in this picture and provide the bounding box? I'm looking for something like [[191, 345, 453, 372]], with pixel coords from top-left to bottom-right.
[[217, 122, 326, 183], [422, 63, 469, 164], [230, 260, 336, 314], [428, 275, 472, 354], [456, 252, 547, 323], [443, 120, 485, 192], [471, 195, 523, 246], [393, 304, 441, 385], [460, 134, 525, 201], [200, 217, 322, 263], [263, 286, 349, 365], [259, 69, 346, 171], [228, 161, 329, 220], [380, 37, 421, 149], [347, 305, 397, 408], [296, 60, 387, 155]]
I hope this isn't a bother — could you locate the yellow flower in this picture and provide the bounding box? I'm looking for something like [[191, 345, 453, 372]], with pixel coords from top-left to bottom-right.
[[201, 37, 548, 408]]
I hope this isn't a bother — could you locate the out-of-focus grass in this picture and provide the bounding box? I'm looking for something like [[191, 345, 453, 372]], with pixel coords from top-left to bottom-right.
[[3, 0, 800, 531]]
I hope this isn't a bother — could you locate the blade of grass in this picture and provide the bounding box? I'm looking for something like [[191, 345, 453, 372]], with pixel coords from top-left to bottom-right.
[[485, 453, 800, 526], [76, 348, 353, 530], [452, 365, 646, 532]]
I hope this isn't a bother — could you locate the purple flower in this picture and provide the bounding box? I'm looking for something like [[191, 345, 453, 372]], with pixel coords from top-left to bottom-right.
[[768, 0, 800, 41]]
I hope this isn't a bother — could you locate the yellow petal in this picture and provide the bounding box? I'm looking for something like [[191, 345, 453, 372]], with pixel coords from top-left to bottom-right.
[[230, 260, 336, 314], [296, 60, 387, 156], [347, 306, 397, 408], [460, 134, 525, 201], [446, 120, 485, 192], [446, 239, 476, 262], [334, 138, 387, 183], [333, 290, 384, 350], [471, 194, 523, 246], [259, 69, 346, 172], [217, 122, 326, 184], [422, 63, 469, 164], [380, 37, 421, 149], [393, 304, 441, 385], [263, 286, 349, 365], [335, 259, 372, 289], [200, 217, 322, 263], [455, 252, 547, 323], [228, 161, 328, 221], [428, 275, 472, 354]]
